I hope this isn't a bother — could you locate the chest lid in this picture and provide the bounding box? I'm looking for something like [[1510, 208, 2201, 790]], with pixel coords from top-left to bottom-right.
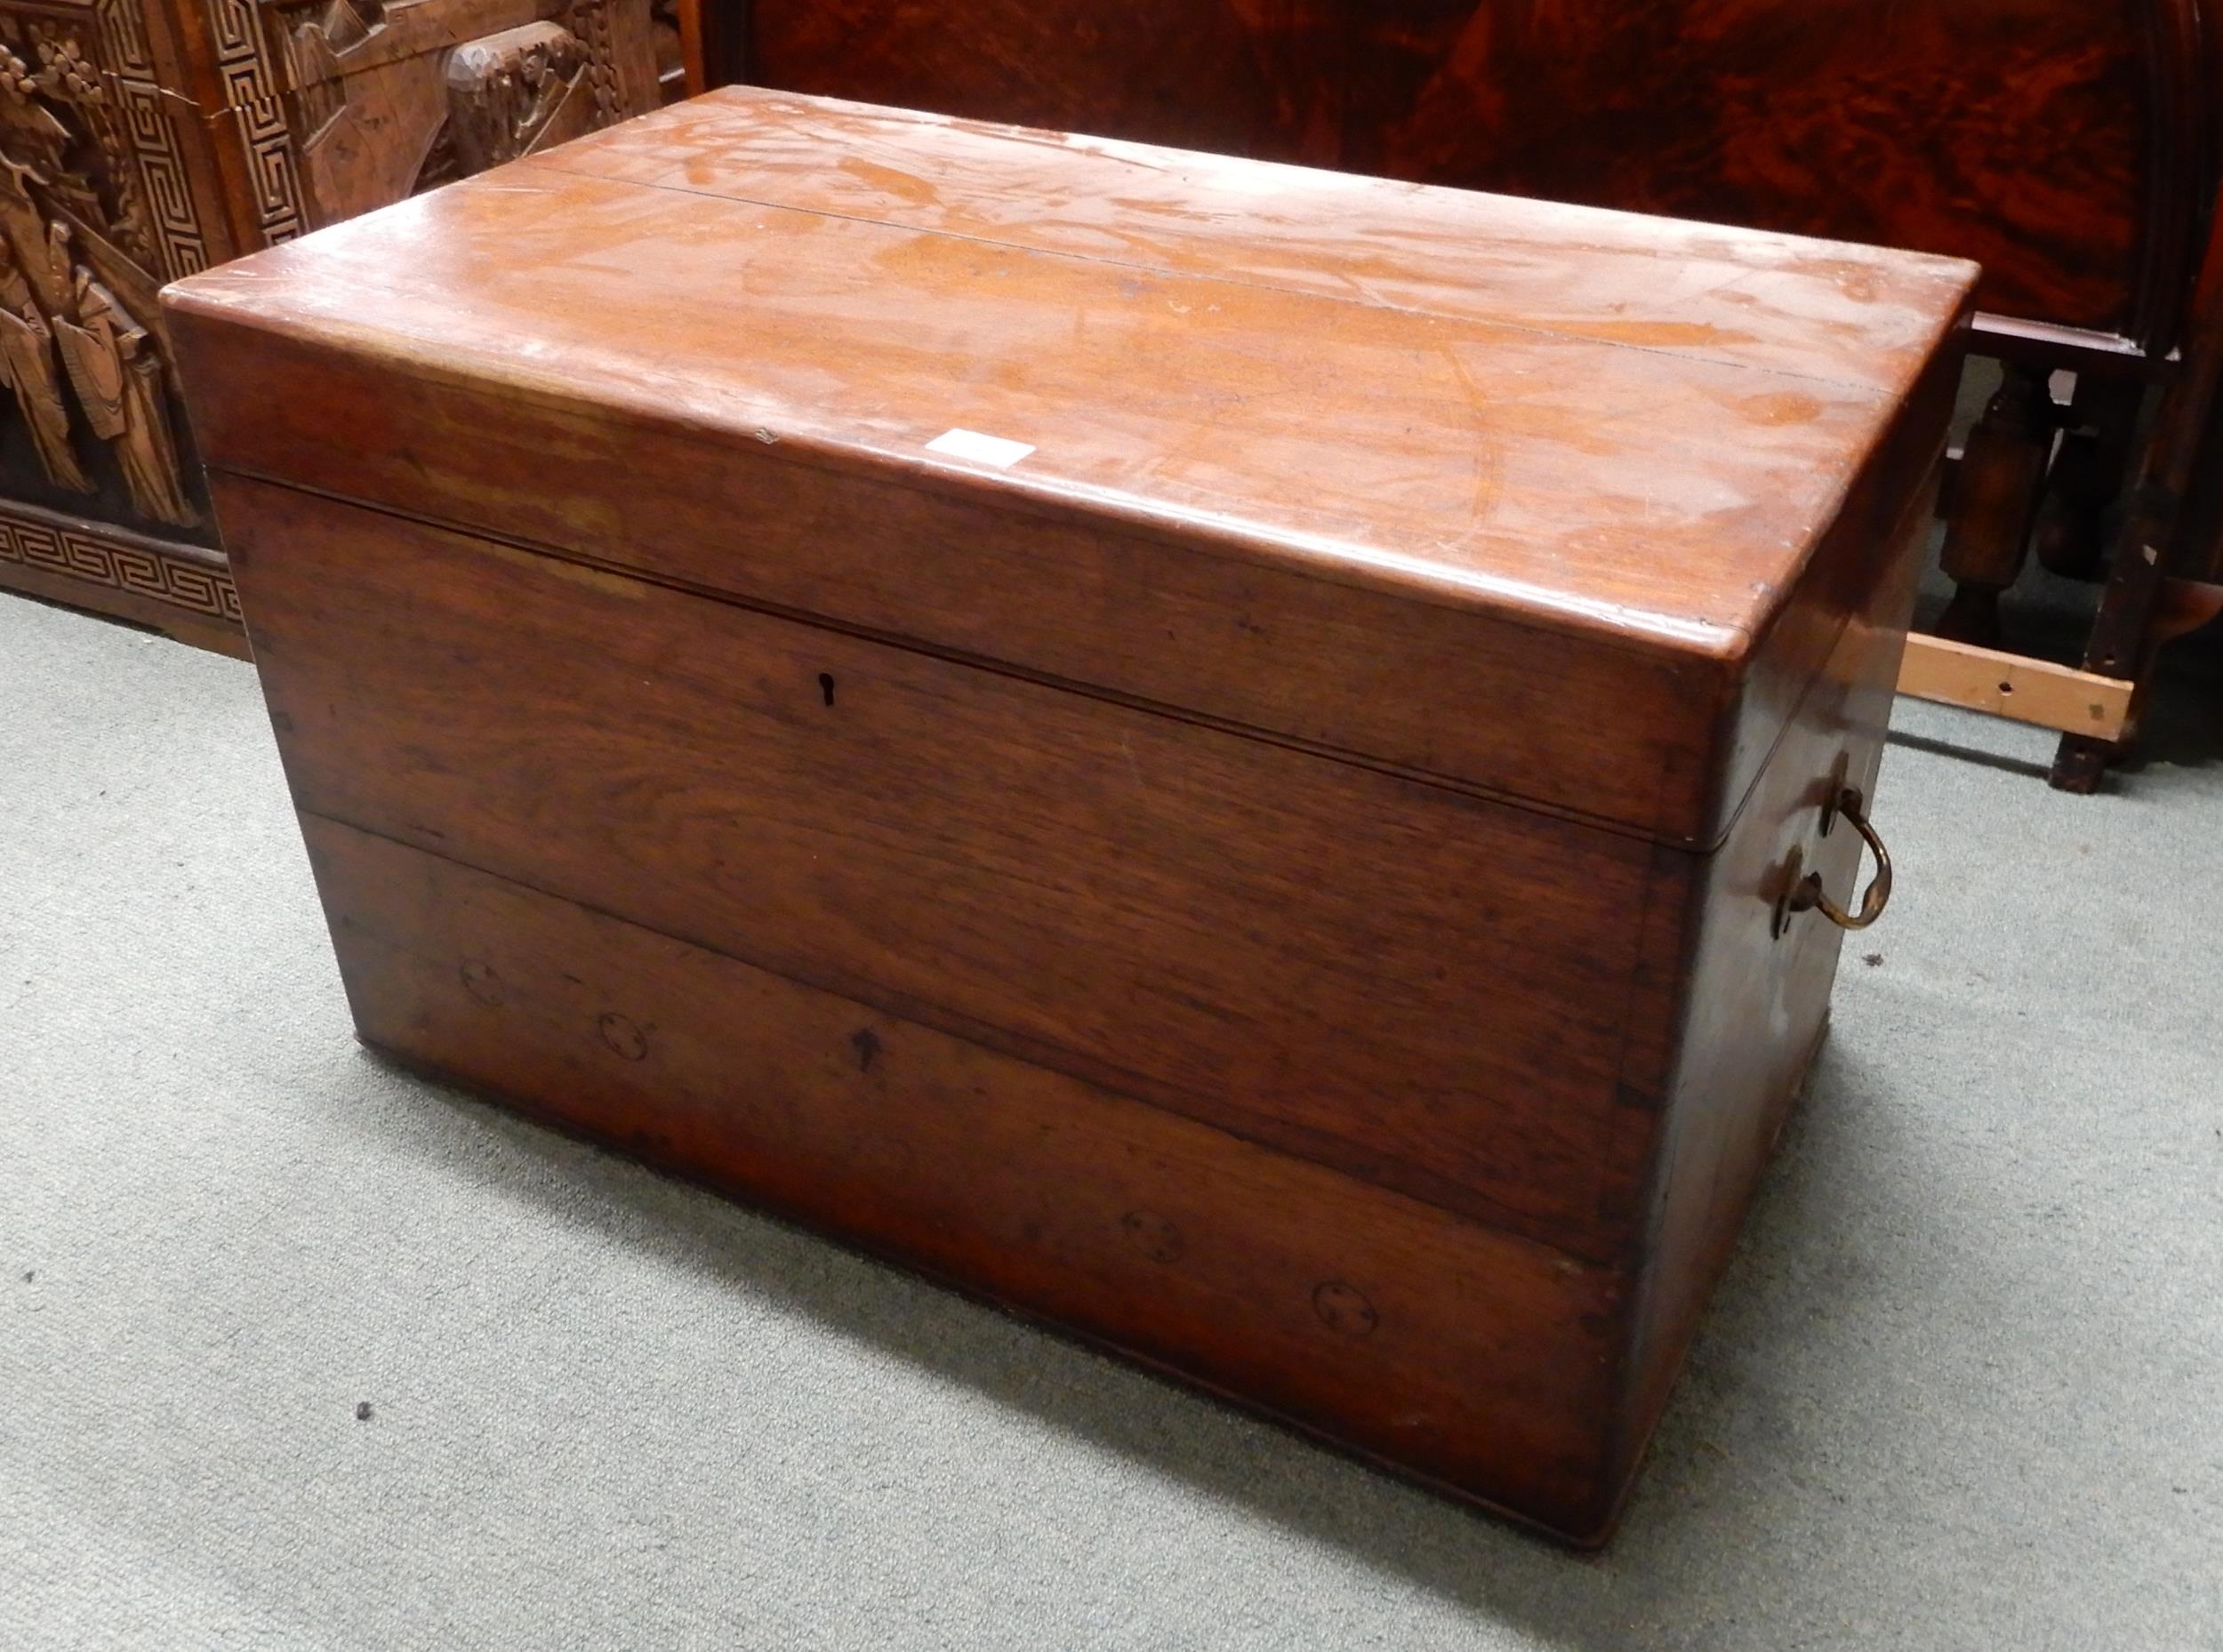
[[163, 88, 1975, 849]]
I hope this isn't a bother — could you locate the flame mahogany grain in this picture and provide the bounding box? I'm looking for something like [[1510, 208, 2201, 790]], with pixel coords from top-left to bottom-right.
[[740, 0, 2163, 336]]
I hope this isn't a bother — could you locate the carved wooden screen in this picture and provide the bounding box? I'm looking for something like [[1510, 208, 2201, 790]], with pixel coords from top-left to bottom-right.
[[0, 0, 661, 646]]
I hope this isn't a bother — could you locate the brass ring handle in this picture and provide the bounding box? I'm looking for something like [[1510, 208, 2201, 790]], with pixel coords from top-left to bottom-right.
[[1786, 786, 1893, 931]]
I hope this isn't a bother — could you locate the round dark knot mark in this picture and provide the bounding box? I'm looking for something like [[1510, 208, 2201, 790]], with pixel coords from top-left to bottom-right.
[[459, 959, 504, 1007], [598, 1012, 649, 1062], [1121, 1210, 1184, 1264], [1312, 1280, 1378, 1338]]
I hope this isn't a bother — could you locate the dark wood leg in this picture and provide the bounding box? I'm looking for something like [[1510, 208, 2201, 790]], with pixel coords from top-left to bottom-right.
[[1938, 363, 2056, 647], [2051, 116, 2223, 790], [686, 0, 750, 88], [2034, 375, 2145, 581], [2050, 575, 2223, 789], [2050, 480, 2179, 790]]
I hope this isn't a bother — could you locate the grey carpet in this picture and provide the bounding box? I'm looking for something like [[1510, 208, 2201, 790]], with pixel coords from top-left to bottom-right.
[[3, 590, 2219, 1652]]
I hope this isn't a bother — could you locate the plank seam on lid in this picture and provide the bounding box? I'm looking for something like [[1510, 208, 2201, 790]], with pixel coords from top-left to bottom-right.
[[513, 150, 1927, 402], [545, 85, 1979, 380]]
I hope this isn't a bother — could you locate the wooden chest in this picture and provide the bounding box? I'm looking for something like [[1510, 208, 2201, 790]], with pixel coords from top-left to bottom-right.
[[164, 89, 1975, 1544]]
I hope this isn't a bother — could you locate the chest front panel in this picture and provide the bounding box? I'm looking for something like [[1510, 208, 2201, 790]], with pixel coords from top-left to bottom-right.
[[221, 472, 1683, 1261]]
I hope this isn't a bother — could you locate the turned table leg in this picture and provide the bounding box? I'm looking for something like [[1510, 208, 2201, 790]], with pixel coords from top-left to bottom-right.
[[2034, 374, 2144, 581], [1937, 362, 2055, 648]]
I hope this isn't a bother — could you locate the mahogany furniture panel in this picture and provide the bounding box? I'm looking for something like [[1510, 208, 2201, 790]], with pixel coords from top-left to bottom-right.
[[741, 0, 2158, 336], [209, 475, 1670, 1252], [0, 0, 662, 646], [301, 813, 1628, 1528], [165, 91, 1973, 1542]]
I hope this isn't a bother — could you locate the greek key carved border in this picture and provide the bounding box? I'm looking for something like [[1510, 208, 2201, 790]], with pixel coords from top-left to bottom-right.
[[0, 498, 241, 624], [204, 0, 302, 242]]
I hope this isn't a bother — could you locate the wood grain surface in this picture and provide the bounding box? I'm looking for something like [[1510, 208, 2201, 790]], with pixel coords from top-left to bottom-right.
[[541, 90, 1978, 395], [162, 130, 1942, 647], [219, 473, 1666, 1259], [1609, 468, 1930, 1503], [302, 813, 1629, 1540], [1898, 633, 2132, 738]]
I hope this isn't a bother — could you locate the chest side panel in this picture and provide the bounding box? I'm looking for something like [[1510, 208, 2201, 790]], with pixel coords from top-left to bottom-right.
[[218, 473, 1671, 1263], [1604, 461, 1935, 1514]]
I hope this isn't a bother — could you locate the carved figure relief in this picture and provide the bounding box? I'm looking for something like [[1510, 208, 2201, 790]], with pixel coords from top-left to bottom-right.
[[253, 0, 658, 214], [0, 9, 201, 528], [60, 254, 197, 525], [273, 0, 384, 168], [446, 20, 597, 172], [0, 0, 652, 548], [0, 231, 91, 493], [0, 0, 658, 643]]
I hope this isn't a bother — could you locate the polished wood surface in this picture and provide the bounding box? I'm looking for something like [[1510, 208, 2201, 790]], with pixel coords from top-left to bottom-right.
[[168, 88, 1975, 845], [548, 91, 1971, 393], [245, 0, 662, 230], [214, 473, 1664, 1255], [739, 0, 2163, 337], [167, 92, 1968, 1542], [1615, 470, 1925, 1484]]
